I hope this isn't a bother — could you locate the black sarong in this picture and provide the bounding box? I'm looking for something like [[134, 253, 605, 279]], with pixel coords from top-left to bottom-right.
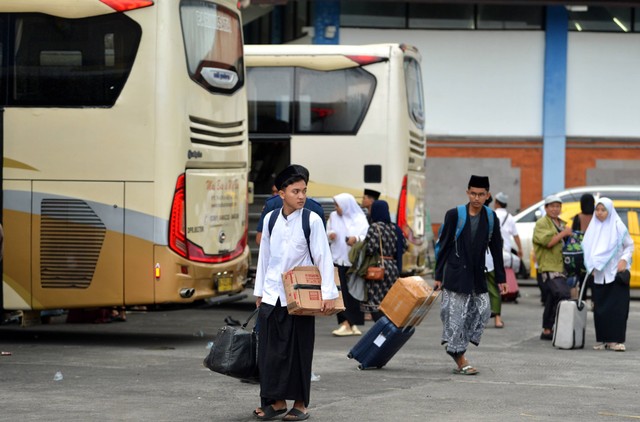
[[258, 300, 315, 407], [593, 275, 630, 343]]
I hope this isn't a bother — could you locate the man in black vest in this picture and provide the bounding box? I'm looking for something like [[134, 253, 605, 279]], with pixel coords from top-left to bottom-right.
[[434, 175, 506, 375]]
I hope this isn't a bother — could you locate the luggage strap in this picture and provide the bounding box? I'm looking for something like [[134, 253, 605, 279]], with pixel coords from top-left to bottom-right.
[[292, 284, 341, 291], [241, 308, 259, 329]]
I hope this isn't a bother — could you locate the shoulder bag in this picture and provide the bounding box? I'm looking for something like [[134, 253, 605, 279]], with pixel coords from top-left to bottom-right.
[[365, 225, 385, 281], [203, 308, 259, 382]]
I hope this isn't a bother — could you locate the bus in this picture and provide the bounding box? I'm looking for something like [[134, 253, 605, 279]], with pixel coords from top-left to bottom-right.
[[1, 0, 250, 312], [245, 43, 429, 275]]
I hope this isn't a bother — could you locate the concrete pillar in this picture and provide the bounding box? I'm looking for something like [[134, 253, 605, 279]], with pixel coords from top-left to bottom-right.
[[542, 6, 568, 197]]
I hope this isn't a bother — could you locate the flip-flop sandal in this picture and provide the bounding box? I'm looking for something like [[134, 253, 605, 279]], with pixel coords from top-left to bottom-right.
[[452, 365, 478, 375], [254, 406, 287, 421], [282, 408, 310, 421]]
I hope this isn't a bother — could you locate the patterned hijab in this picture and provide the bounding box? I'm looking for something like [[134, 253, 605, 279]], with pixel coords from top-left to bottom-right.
[[582, 197, 629, 272], [370, 200, 405, 272]]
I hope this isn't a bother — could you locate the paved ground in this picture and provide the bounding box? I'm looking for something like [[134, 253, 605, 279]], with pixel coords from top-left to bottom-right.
[[1, 283, 640, 422]]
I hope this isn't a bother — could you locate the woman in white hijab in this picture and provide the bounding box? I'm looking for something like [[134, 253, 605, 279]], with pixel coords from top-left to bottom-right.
[[327, 193, 369, 336], [582, 197, 634, 352]]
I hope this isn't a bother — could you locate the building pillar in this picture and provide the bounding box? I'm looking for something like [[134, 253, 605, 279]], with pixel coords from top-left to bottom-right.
[[542, 6, 568, 197], [312, 0, 340, 44]]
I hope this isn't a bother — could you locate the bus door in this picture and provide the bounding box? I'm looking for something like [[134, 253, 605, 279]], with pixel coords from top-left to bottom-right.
[[31, 182, 124, 309], [247, 65, 294, 195]]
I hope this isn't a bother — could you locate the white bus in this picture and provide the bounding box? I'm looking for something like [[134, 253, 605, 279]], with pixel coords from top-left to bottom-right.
[[1, 0, 250, 312], [245, 43, 429, 275]]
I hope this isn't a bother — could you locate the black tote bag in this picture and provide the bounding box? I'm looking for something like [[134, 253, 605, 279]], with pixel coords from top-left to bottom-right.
[[203, 308, 259, 382]]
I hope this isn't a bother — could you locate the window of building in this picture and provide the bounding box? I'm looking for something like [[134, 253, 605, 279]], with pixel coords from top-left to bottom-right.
[[340, 1, 405, 28], [477, 5, 543, 30], [408, 4, 475, 29], [568, 6, 632, 32]]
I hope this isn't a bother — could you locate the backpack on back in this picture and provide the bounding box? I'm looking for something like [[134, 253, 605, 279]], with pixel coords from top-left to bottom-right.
[[563, 230, 585, 278], [434, 205, 494, 263]]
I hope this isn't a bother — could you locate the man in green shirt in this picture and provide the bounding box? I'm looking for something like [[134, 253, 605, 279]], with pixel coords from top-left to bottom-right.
[[533, 195, 573, 340]]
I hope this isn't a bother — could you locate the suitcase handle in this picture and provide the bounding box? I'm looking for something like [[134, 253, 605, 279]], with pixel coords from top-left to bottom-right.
[[403, 287, 442, 332], [576, 272, 590, 311]]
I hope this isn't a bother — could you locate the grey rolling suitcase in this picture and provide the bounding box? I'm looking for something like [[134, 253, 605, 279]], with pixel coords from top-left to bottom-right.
[[552, 274, 588, 350]]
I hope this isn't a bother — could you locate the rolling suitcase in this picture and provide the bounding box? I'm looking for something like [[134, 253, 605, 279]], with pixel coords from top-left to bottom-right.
[[552, 274, 589, 350], [347, 289, 440, 370], [501, 267, 520, 303]]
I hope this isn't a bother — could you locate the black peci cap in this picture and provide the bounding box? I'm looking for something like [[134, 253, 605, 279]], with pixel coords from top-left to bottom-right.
[[274, 165, 309, 190]]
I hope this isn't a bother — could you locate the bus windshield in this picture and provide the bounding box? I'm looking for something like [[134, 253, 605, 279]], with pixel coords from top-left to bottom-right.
[[180, 0, 244, 94], [404, 57, 425, 129], [0, 13, 141, 107], [248, 66, 376, 134]]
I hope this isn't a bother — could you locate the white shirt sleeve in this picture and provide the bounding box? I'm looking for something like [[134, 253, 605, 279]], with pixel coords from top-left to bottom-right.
[[253, 211, 272, 298], [620, 232, 634, 267]]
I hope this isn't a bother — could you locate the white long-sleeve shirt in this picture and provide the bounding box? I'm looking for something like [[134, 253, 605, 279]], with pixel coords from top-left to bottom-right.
[[254, 208, 338, 306], [592, 233, 634, 285], [326, 211, 368, 267]]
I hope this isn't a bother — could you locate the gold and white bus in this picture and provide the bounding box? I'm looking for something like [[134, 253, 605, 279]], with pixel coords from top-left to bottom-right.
[[246, 43, 429, 275], [1, 0, 250, 311]]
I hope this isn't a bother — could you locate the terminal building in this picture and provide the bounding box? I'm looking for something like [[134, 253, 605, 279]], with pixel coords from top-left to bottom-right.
[[241, 1, 640, 222]]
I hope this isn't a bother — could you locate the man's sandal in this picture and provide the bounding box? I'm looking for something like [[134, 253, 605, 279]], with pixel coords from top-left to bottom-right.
[[253, 405, 287, 421], [453, 365, 478, 375], [282, 408, 310, 421]]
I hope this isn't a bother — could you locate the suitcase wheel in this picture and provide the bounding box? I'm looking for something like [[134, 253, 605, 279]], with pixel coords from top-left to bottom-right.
[[357, 364, 364, 370], [377, 366, 383, 369], [347, 353, 353, 359]]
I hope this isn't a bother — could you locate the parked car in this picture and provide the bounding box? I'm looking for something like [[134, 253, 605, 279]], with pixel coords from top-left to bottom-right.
[[513, 186, 640, 286]]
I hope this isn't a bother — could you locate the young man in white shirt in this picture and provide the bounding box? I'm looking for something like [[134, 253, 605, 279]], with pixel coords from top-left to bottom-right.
[[494, 192, 523, 266], [253, 165, 338, 421]]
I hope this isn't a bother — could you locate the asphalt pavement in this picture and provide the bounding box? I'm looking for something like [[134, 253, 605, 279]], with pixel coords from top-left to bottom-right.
[[1, 282, 640, 422]]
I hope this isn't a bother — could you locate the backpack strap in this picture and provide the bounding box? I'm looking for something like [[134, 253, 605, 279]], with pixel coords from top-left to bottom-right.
[[454, 205, 467, 240], [268, 207, 313, 264], [267, 207, 280, 236], [301, 208, 313, 265], [484, 205, 494, 244]]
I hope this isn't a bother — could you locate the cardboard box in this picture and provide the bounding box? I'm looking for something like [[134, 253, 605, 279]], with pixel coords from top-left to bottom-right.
[[379, 276, 436, 328], [282, 266, 345, 316]]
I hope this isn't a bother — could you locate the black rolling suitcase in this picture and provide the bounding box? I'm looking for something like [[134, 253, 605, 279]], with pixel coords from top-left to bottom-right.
[[347, 289, 440, 370]]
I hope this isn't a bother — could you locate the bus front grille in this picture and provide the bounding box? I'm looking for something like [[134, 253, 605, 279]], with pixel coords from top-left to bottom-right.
[[40, 199, 106, 289], [189, 116, 245, 147]]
